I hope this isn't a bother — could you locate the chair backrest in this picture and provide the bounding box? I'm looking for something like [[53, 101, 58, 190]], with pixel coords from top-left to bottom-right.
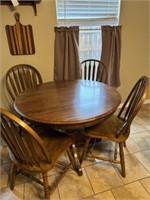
[[0, 108, 50, 170], [6, 64, 43, 101], [81, 59, 107, 82], [116, 76, 149, 138]]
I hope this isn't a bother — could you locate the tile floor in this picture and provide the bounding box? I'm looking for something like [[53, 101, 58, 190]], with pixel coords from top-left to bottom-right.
[[0, 104, 150, 200]]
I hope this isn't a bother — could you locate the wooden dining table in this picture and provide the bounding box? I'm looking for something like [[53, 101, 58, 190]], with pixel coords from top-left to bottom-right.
[[14, 79, 121, 175]]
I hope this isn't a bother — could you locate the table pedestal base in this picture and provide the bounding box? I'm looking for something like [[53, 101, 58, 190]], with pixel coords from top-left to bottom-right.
[[71, 144, 83, 176]]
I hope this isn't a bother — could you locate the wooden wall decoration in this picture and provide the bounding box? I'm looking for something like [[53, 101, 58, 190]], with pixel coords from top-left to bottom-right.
[[5, 12, 35, 55]]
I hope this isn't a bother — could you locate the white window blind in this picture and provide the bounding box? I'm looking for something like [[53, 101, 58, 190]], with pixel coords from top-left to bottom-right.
[[56, 0, 121, 62], [56, 0, 121, 27]]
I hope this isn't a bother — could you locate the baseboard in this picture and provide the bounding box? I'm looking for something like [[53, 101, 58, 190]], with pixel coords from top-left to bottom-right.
[[118, 99, 150, 109], [144, 99, 150, 104]]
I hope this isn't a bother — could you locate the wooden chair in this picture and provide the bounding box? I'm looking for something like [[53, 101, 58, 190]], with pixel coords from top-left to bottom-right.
[[81, 59, 107, 82], [6, 64, 43, 101], [0, 108, 77, 199], [80, 76, 149, 177]]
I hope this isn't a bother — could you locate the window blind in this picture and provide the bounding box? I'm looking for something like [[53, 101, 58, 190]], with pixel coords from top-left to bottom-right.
[[56, 0, 121, 27]]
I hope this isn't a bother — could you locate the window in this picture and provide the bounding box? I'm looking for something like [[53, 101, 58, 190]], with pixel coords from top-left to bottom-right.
[[56, 0, 121, 62]]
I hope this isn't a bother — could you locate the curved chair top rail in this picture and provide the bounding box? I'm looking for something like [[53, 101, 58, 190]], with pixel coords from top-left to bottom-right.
[[117, 76, 149, 138], [6, 64, 43, 101], [81, 59, 107, 83]]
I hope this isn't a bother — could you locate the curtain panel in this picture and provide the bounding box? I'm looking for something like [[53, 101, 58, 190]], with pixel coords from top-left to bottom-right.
[[54, 26, 81, 81], [101, 25, 122, 87]]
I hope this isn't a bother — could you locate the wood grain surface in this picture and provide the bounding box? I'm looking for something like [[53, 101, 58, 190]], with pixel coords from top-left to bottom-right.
[[14, 80, 121, 129], [5, 12, 35, 55]]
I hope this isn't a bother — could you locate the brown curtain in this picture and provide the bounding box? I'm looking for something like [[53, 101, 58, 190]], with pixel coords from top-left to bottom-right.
[[54, 26, 81, 80], [101, 25, 122, 87]]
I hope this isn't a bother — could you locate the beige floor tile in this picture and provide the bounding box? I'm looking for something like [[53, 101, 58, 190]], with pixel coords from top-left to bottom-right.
[[80, 132, 144, 165], [11, 165, 41, 185], [78, 146, 96, 167], [0, 162, 11, 189], [0, 184, 24, 200], [130, 127, 136, 134], [83, 140, 115, 164], [118, 154, 149, 184], [134, 150, 150, 173], [137, 106, 150, 117], [91, 140, 114, 157], [85, 162, 123, 194], [130, 131, 150, 150], [58, 169, 94, 200], [83, 190, 115, 200], [24, 181, 48, 200], [131, 121, 146, 133], [24, 174, 60, 200], [112, 181, 150, 200], [79, 156, 96, 167], [46, 158, 70, 177], [24, 181, 44, 199], [140, 177, 150, 194], [121, 137, 141, 155], [78, 140, 113, 167], [135, 118, 150, 130], [0, 145, 10, 164]]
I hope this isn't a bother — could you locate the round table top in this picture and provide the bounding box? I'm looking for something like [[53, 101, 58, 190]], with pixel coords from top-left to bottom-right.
[[14, 80, 121, 129]]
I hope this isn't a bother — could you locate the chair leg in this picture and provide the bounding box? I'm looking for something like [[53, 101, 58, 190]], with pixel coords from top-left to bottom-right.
[[66, 148, 77, 171], [10, 163, 17, 190], [114, 142, 118, 160], [123, 141, 126, 147], [42, 172, 50, 199], [80, 137, 91, 164], [67, 148, 83, 176], [70, 144, 83, 176], [119, 142, 126, 177]]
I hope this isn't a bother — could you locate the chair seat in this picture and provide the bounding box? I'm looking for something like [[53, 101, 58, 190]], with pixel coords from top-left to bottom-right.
[[10, 127, 73, 172], [37, 127, 73, 163], [85, 115, 128, 143]]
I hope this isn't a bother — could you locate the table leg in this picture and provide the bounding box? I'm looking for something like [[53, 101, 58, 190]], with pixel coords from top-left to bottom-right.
[[65, 129, 83, 176], [71, 144, 83, 176]]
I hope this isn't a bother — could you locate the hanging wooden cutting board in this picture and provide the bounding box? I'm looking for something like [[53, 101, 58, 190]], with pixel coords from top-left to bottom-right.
[[6, 12, 35, 55]]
